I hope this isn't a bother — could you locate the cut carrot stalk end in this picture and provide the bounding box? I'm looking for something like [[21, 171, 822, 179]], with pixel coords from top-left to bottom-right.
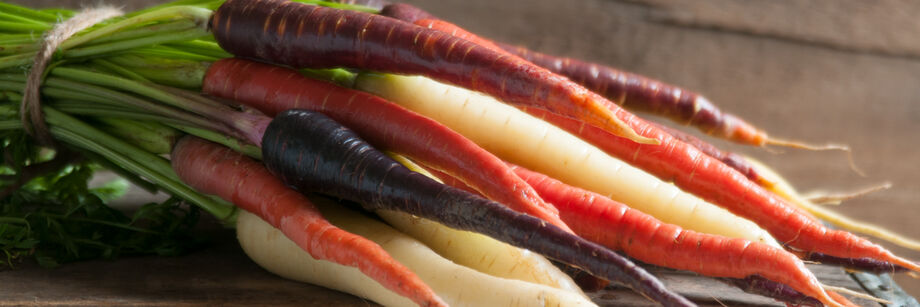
[[804, 182, 892, 205]]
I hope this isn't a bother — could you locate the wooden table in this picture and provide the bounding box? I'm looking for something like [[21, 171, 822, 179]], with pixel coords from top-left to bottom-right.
[[4, 0, 920, 305], [1, 212, 915, 306]]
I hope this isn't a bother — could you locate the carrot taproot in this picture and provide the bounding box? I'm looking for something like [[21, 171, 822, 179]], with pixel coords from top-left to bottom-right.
[[501, 44, 770, 146], [355, 73, 780, 248], [170, 136, 446, 307], [383, 153, 586, 294], [511, 165, 847, 307], [645, 122, 771, 187], [421, 163, 853, 305], [384, 3, 849, 151], [743, 156, 920, 266], [521, 106, 920, 273], [377, 3, 765, 146], [804, 253, 907, 275], [209, 0, 659, 145], [237, 206, 598, 307], [355, 73, 920, 277], [260, 109, 694, 307], [394, 154, 609, 293], [201, 58, 572, 234], [718, 275, 822, 307]]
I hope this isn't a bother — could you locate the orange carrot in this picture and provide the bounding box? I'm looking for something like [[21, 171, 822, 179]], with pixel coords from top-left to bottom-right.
[[511, 165, 849, 307], [422, 161, 853, 306], [646, 122, 771, 187], [202, 58, 572, 233], [209, 0, 658, 145], [522, 107, 920, 274], [170, 136, 446, 307]]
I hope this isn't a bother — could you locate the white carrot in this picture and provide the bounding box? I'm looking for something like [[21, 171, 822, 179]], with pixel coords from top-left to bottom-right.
[[355, 73, 779, 247], [382, 153, 585, 295], [237, 199, 599, 307]]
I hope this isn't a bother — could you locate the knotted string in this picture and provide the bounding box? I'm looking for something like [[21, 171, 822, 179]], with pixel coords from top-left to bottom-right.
[[20, 6, 123, 146]]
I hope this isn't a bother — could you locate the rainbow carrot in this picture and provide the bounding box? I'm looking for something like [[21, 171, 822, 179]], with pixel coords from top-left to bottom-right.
[[202, 57, 572, 233], [209, 0, 658, 145], [521, 107, 920, 273], [260, 109, 694, 306], [511, 165, 848, 307], [171, 136, 446, 307], [379, 2, 770, 146]]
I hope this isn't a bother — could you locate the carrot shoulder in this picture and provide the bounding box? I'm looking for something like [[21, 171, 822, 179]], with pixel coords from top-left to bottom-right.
[[170, 136, 446, 307], [260, 109, 694, 307], [202, 58, 572, 233], [209, 0, 657, 145]]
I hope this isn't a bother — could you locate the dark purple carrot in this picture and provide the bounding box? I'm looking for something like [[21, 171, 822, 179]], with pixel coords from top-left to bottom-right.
[[381, 2, 848, 151], [203, 58, 573, 233], [172, 137, 446, 307], [720, 275, 823, 307], [260, 109, 694, 307], [499, 43, 770, 146], [209, 0, 658, 145], [379, 2, 429, 21], [803, 253, 908, 275]]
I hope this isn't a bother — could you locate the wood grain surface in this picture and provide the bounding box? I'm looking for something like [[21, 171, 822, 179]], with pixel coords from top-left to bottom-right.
[[4, 0, 920, 305]]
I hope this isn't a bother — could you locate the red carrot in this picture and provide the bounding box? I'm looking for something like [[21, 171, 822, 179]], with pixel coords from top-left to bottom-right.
[[511, 165, 848, 307], [647, 122, 771, 187], [373, 2, 916, 277], [260, 109, 694, 307], [425, 162, 870, 305], [170, 136, 446, 307], [209, 0, 658, 145], [380, 3, 769, 146], [385, 3, 853, 152], [202, 58, 572, 233], [522, 107, 920, 274]]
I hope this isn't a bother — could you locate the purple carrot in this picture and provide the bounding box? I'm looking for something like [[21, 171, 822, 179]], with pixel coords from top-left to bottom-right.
[[260, 109, 695, 307], [804, 253, 908, 275], [720, 275, 823, 307], [210, 0, 657, 145]]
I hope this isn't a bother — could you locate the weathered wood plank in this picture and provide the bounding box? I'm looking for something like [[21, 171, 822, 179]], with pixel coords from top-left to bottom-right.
[[0, 224, 374, 307], [0, 222, 887, 306]]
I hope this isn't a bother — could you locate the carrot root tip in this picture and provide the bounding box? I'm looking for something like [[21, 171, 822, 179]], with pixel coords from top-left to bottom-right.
[[803, 182, 892, 205], [822, 284, 891, 305], [765, 138, 867, 177]]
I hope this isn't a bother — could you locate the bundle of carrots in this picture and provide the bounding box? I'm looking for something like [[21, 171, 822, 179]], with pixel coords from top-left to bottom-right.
[[1, 0, 917, 306]]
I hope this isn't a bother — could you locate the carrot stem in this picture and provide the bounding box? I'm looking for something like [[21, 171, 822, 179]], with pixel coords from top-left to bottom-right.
[[36, 108, 236, 221]]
